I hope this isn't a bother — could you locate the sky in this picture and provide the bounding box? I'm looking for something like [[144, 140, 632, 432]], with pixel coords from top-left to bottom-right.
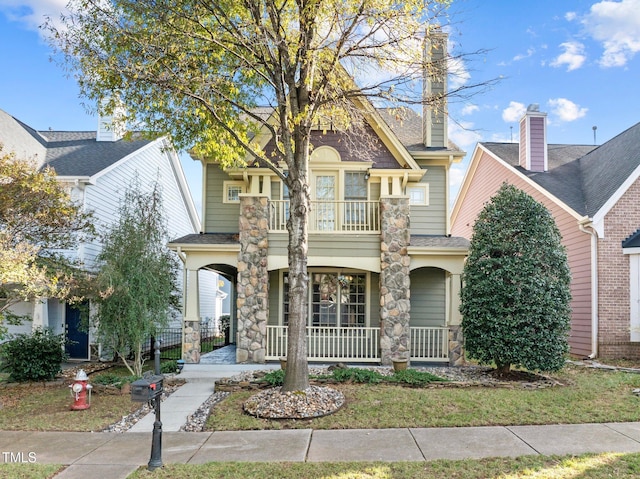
[[1, 0, 640, 216]]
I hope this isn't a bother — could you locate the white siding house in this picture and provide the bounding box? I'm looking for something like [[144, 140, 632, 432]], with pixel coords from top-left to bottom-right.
[[0, 108, 203, 359]]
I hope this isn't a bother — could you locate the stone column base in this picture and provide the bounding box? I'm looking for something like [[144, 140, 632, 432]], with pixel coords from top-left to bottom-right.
[[449, 325, 465, 366], [183, 320, 201, 364]]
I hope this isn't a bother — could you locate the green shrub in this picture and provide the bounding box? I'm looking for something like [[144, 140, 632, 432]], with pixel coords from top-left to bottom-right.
[[331, 368, 383, 384], [160, 360, 178, 374], [460, 183, 571, 374], [388, 369, 448, 386], [259, 369, 285, 386], [92, 372, 137, 388], [0, 328, 67, 382]]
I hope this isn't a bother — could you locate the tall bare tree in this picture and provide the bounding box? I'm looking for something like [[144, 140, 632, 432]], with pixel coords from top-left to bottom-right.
[[48, 0, 492, 391]]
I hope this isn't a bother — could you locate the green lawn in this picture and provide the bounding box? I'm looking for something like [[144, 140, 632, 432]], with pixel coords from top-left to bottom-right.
[[206, 365, 640, 430]]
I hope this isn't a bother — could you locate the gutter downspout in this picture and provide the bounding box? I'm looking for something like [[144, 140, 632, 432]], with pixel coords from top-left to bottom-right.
[[579, 218, 598, 358]]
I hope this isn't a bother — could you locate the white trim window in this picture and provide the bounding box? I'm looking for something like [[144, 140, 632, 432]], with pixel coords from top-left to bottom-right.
[[282, 271, 367, 327], [407, 184, 429, 205], [223, 181, 246, 203]]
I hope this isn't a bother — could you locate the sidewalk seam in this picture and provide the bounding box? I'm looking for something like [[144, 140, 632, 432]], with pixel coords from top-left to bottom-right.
[[505, 426, 542, 455], [407, 428, 427, 461]]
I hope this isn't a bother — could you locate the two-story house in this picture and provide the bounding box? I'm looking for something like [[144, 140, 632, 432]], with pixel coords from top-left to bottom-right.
[[452, 104, 640, 360], [0, 108, 216, 360], [170, 73, 469, 365]]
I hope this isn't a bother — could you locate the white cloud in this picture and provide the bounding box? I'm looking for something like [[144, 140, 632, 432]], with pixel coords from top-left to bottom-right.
[[448, 55, 471, 91], [565, 12, 578, 22], [502, 101, 526, 123], [449, 163, 467, 199], [582, 0, 640, 67], [550, 41, 587, 71], [0, 1, 67, 31], [548, 98, 588, 122], [513, 48, 535, 62], [460, 104, 479, 116], [448, 120, 482, 151]]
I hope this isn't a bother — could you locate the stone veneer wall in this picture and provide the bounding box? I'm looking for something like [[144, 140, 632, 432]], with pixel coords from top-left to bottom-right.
[[379, 197, 411, 365], [448, 325, 464, 366], [183, 321, 201, 363], [236, 196, 269, 363]]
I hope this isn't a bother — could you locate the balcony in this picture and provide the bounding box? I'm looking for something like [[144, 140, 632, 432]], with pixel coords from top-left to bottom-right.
[[269, 200, 380, 233]]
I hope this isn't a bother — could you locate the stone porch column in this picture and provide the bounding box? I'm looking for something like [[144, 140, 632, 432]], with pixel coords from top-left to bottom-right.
[[236, 195, 269, 363], [448, 273, 464, 366], [182, 267, 201, 363], [379, 196, 411, 365]]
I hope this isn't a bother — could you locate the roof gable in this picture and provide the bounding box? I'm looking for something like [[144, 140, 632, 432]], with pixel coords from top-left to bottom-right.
[[479, 142, 596, 216]]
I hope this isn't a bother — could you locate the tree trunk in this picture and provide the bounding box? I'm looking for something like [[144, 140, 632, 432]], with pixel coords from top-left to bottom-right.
[[282, 163, 310, 392], [495, 363, 511, 377]]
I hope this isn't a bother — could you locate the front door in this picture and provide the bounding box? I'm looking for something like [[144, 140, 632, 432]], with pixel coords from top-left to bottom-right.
[[65, 303, 89, 360]]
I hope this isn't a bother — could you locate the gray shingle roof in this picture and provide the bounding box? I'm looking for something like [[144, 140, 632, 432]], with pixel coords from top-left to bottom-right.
[[623, 229, 640, 248], [376, 107, 463, 153], [40, 130, 153, 177], [481, 143, 596, 216], [410, 235, 469, 248], [0, 109, 154, 177], [170, 233, 240, 245], [482, 121, 640, 218]]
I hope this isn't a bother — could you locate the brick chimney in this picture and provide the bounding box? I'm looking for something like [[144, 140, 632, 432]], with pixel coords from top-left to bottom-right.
[[519, 104, 547, 172], [423, 31, 448, 148]]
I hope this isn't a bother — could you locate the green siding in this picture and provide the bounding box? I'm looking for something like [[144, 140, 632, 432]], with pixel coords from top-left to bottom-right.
[[268, 270, 280, 325], [369, 272, 380, 327], [410, 268, 446, 327], [268, 233, 380, 258], [410, 165, 446, 235], [204, 164, 240, 233]]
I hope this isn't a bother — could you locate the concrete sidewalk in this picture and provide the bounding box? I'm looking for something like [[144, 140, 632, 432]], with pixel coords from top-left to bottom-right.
[[4, 423, 640, 478]]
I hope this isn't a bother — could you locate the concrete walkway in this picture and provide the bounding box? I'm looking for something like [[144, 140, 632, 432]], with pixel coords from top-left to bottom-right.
[[4, 348, 640, 478]]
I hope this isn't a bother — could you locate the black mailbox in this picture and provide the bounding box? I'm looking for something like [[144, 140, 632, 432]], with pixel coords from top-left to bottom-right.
[[130, 375, 164, 402]]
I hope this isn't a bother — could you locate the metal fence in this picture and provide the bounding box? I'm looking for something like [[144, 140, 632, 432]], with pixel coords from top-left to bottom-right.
[[143, 323, 230, 360]]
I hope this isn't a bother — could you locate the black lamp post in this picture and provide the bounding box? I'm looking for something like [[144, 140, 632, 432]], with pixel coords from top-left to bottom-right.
[[148, 340, 163, 471]]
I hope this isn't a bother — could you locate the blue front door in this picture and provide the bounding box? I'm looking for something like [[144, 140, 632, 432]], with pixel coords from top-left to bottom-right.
[[65, 304, 89, 359]]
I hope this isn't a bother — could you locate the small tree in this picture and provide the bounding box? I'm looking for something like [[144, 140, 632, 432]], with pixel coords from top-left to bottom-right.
[[460, 183, 571, 375], [0, 149, 94, 338], [94, 180, 180, 376]]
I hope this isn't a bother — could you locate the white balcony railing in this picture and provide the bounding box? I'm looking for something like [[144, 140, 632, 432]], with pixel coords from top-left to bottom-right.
[[266, 326, 450, 363], [269, 200, 380, 233]]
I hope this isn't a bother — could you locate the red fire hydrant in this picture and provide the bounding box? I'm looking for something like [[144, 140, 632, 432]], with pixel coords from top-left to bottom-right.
[[69, 369, 93, 410]]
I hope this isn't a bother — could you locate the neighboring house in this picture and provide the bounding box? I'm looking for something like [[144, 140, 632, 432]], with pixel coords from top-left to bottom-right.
[[451, 103, 640, 360], [170, 45, 469, 365], [0, 108, 218, 360]]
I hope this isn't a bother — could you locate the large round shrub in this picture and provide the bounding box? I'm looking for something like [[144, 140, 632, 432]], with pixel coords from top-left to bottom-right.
[[460, 183, 571, 374]]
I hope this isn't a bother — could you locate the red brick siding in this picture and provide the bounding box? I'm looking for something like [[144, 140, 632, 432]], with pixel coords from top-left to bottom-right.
[[598, 179, 640, 358]]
